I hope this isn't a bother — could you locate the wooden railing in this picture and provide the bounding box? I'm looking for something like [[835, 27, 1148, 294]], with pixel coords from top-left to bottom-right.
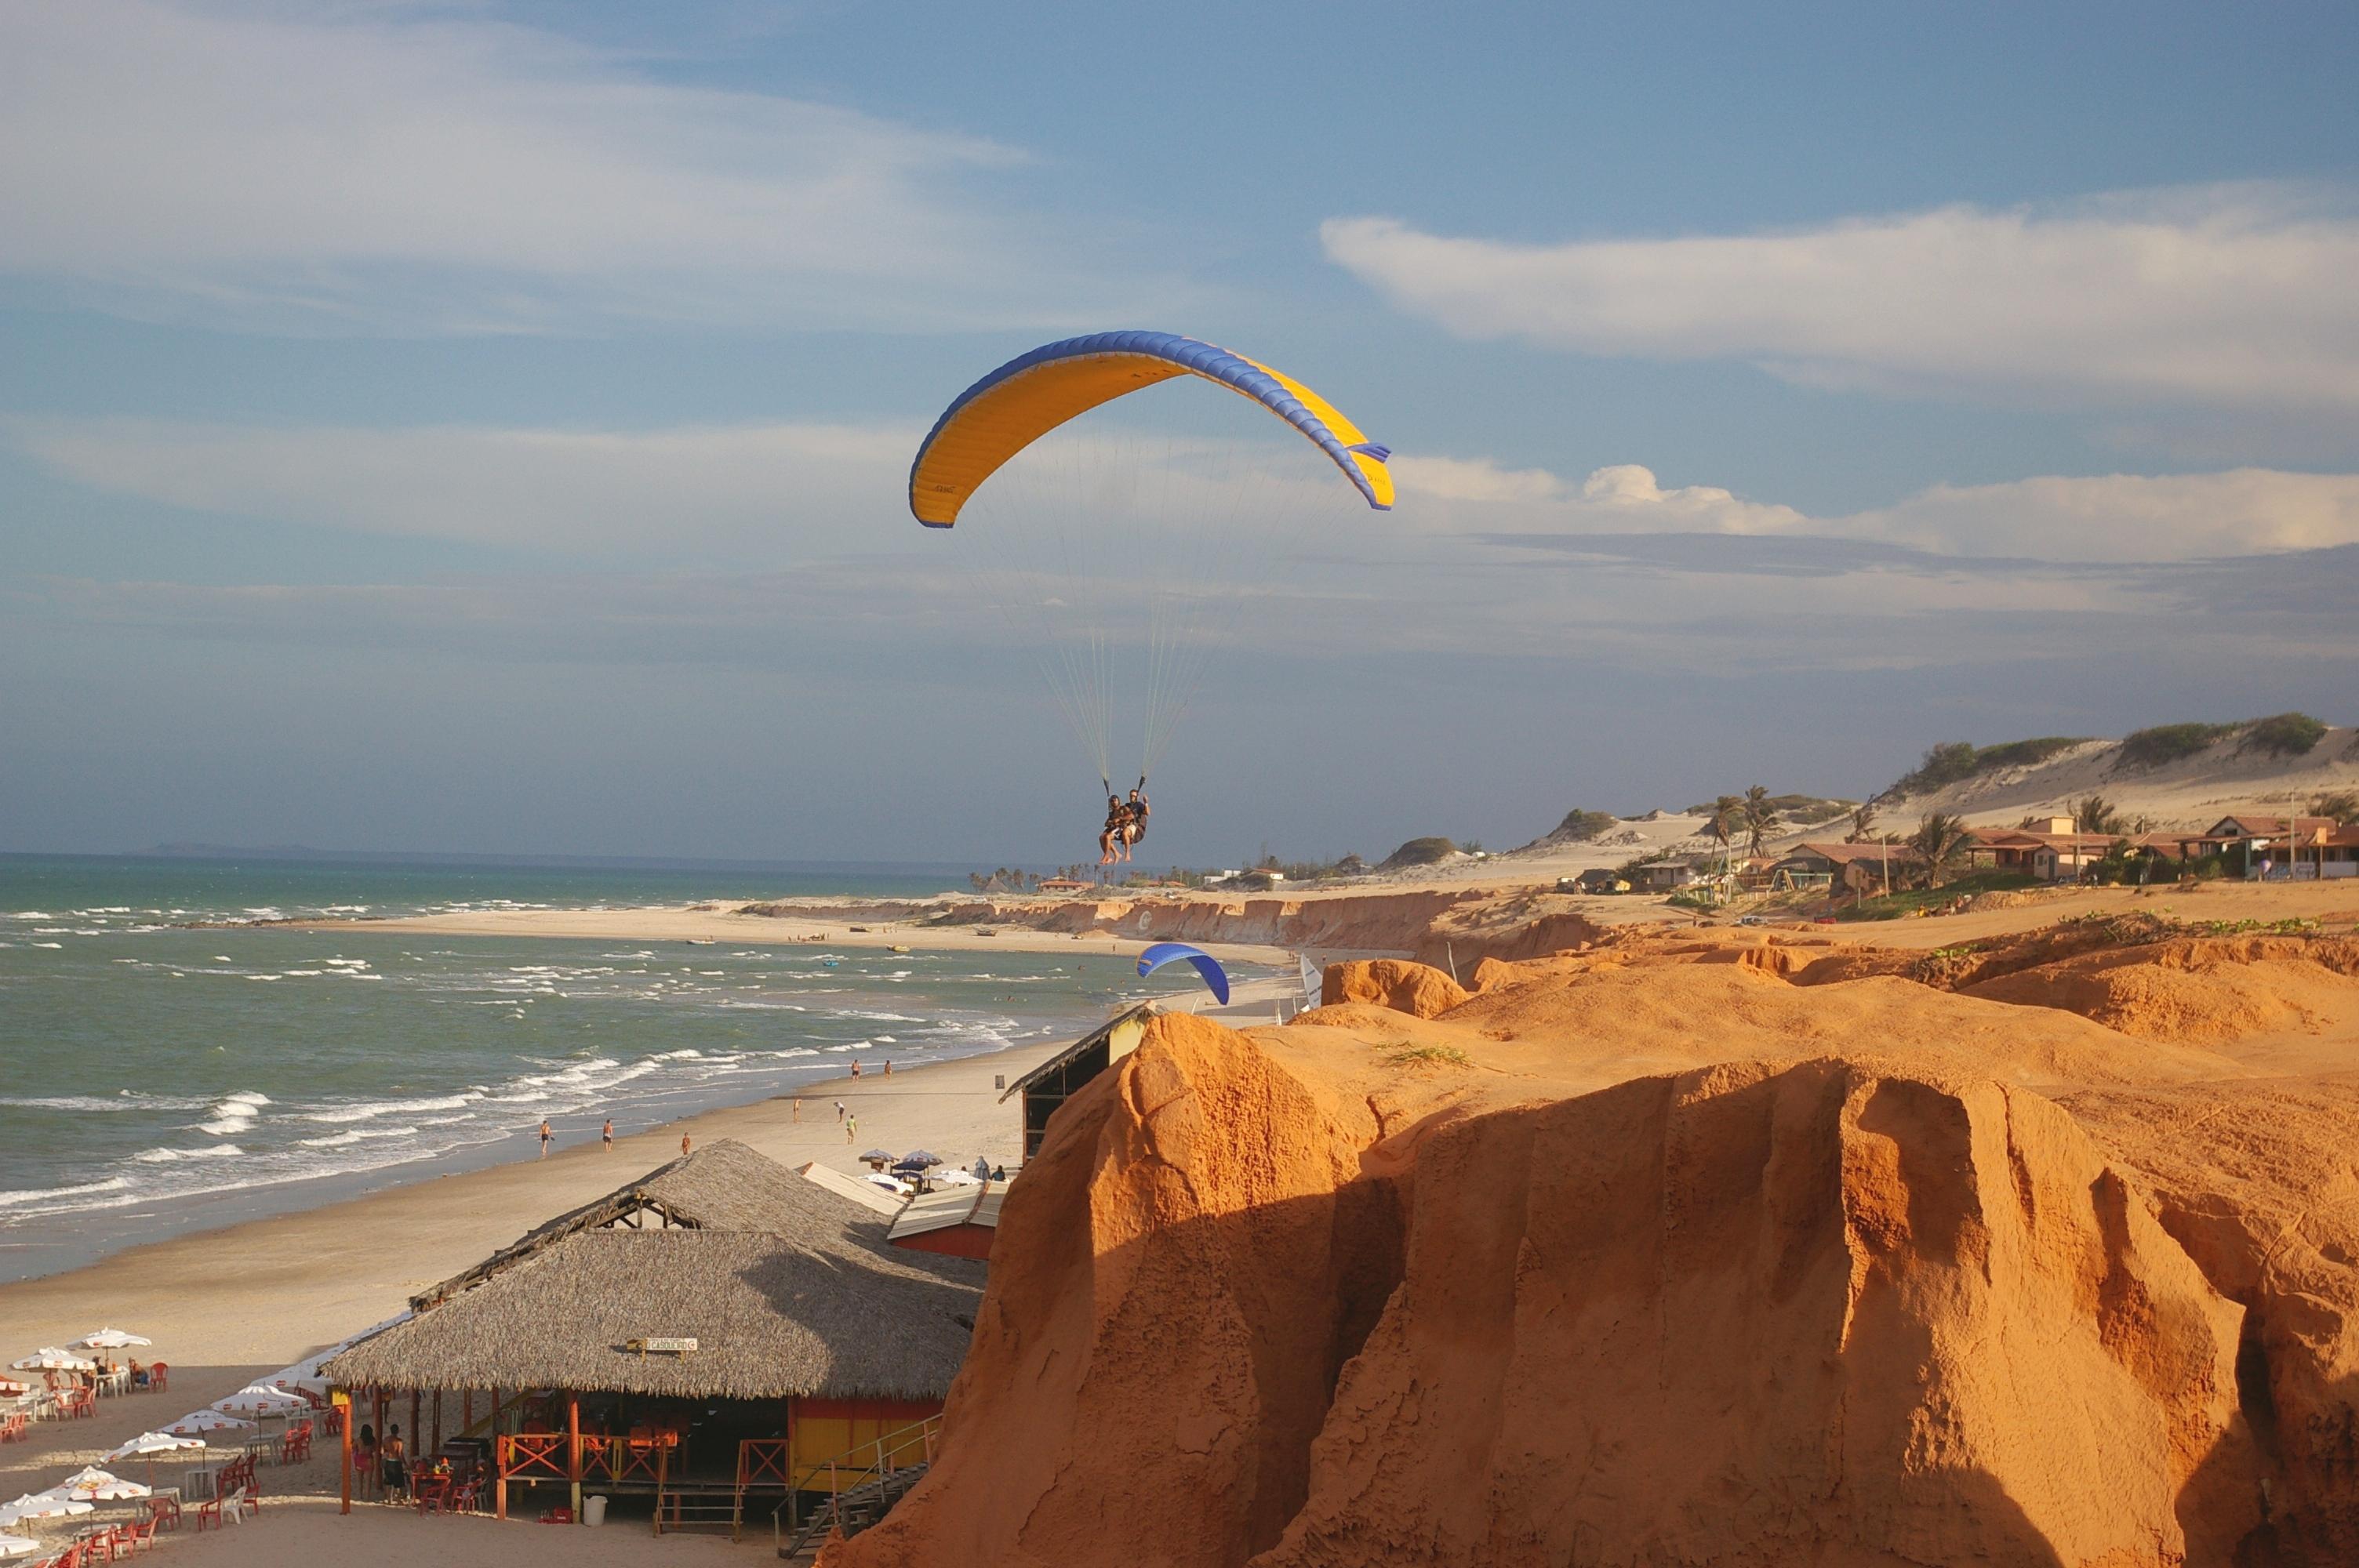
[[775, 1414, 942, 1548], [497, 1433, 567, 1483]]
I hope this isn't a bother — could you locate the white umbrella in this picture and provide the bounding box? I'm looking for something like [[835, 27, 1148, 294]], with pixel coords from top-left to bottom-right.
[[9, 1348, 94, 1372], [0, 1494, 92, 1524], [0, 1533, 42, 1559], [213, 1384, 306, 1417], [164, 1408, 253, 1436], [71, 1329, 151, 1350], [105, 1432, 205, 1463], [56, 1470, 147, 1503]]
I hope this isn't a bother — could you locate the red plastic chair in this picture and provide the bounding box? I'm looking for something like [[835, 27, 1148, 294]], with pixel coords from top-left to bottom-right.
[[147, 1494, 180, 1533], [145, 1363, 168, 1394]]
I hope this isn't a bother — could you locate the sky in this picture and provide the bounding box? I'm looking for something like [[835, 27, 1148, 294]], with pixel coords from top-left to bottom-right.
[[4, 0, 2357, 867]]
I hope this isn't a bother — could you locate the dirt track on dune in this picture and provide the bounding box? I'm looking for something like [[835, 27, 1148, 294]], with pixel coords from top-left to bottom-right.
[[824, 915, 2359, 1567]]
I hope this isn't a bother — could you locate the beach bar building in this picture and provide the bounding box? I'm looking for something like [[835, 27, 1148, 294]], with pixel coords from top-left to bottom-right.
[[323, 1140, 982, 1536], [1000, 1002, 1156, 1160]]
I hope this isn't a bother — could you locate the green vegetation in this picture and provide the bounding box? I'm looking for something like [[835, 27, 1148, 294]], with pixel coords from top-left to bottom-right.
[[1910, 812, 1973, 888], [1885, 736, 2092, 798], [1834, 869, 2037, 921], [1386, 1045, 1471, 1067], [2115, 721, 2239, 769], [2310, 791, 2359, 826], [1379, 837, 1460, 869], [2240, 711, 2329, 758], [1681, 792, 1850, 821], [1742, 785, 1782, 858], [2112, 713, 2329, 769], [1550, 808, 1619, 842], [1667, 886, 1717, 910], [2072, 793, 2123, 835]]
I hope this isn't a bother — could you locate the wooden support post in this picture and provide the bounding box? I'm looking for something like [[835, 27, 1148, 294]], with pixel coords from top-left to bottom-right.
[[432, 1388, 442, 1455], [462, 1390, 472, 1436], [568, 1394, 582, 1521], [336, 1392, 353, 1515], [373, 1390, 387, 1500], [490, 1385, 504, 1518], [409, 1389, 420, 1471], [653, 1439, 668, 1538]]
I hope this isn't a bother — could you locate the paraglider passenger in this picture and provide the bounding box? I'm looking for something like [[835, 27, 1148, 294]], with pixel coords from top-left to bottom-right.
[[1121, 788, 1150, 861], [1099, 794, 1127, 866]]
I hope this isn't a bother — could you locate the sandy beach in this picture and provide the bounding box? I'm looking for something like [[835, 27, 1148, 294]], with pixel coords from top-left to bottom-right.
[[286, 904, 1296, 967]]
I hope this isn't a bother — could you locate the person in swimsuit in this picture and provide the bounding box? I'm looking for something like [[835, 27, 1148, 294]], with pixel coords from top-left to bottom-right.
[[381, 1424, 408, 1500], [1121, 787, 1150, 861], [539, 1120, 552, 1156], [602, 1118, 613, 1150], [1099, 793, 1128, 866]]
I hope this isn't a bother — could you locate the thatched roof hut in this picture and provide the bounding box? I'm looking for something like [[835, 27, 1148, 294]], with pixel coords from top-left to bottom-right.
[[325, 1227, 980, 1402], [409, 1138, 864, 1311]]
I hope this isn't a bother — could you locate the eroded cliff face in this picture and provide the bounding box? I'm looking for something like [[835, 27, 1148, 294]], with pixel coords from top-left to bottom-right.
[[1262, 1061, 2256, 1568], [826, 926, 2359, 1568], [834, 1014, 1403, 1568]]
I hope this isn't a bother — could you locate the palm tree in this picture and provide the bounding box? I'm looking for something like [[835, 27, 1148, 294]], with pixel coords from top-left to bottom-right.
[[2073, 793, 2122, 835], [1847, 800, 1879, 843], [1912, 812, 1972, 890], [1742, 786, 1782, 859]]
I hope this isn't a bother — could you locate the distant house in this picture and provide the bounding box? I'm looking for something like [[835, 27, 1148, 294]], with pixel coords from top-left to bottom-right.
[[1631, 861, 1703, 891], [2205, 815, 2335, 842], [1562, 869, 1628, 895], [2207, 816, 2359, 880], [1768, 841, 1921, 893], [1035, 877, 1095, 893]]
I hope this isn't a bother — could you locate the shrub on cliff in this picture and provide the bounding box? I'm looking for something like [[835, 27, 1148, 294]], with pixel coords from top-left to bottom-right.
[[2239, 711, 2328, 758], [1550, 809, 1619, 843], [2116, 721, 2238, 769], [1885, 737, 2091, 798], [1380, 837, 1461, 869]]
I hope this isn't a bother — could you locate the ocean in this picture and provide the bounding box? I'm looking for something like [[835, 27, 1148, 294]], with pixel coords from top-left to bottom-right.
[[0, 853, 1198, 1283]]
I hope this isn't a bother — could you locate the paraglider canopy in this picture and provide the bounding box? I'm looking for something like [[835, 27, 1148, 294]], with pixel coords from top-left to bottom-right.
[[1136, 942, 1230, 1006], [910, 331, 1393, 527]]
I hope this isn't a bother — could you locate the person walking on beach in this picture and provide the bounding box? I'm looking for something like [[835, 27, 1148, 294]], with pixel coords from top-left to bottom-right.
[[882, 1058, 892, 1076], [845, 1113, 857, 1145], [681, 1133, 692, 1157], [792, 1097, 801, 1122], [381, 1424, 408, 1501], [539, 1120, 552, 1157], [851, 1060, 862, 1079], [834, 1099, 845, 1122], [602, 1118, 613, 1152]]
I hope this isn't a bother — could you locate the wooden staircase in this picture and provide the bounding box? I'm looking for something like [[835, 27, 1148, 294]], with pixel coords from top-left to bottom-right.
[[773, 1416, 941, 1560]]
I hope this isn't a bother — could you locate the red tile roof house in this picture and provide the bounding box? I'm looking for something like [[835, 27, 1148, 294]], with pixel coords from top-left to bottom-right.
[[1767, 841, 1924, 896], [2205, 815, 2359, 880]]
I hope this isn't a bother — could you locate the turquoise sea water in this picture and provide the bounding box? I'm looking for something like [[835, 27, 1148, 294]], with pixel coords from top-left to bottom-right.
[[0, 855, 1191, 1283]]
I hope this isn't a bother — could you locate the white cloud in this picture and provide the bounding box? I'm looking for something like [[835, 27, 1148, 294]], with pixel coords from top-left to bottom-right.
[[0, 1, 1167, 332], [1322, 187, 2359, 410], [1403, 456, 2359, 564]]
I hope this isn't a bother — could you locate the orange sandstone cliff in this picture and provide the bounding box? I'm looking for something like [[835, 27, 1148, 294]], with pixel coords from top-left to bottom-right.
[[827, 922, 2359, 1567]]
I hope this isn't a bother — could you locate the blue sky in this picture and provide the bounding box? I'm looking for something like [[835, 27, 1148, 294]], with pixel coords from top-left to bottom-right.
[[4, 1, 2356, 866]]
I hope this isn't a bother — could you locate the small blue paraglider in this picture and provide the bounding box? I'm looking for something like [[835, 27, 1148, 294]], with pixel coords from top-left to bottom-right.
[[1136, 942, 1230, 1005]]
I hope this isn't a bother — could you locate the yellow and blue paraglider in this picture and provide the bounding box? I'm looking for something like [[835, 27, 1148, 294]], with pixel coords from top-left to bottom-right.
[[1136, 942, 1230, 1005], [910, 332, 1393, 851], [910, 331, 1392, 527]]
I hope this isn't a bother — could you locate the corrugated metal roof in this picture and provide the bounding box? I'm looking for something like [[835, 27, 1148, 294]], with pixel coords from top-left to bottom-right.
[[887, 1181, 1005, 1243]]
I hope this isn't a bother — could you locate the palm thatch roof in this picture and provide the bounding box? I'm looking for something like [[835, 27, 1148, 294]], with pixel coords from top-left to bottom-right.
[[325, 1225, 983, 1401], [410, 1138, 856, 1311]]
